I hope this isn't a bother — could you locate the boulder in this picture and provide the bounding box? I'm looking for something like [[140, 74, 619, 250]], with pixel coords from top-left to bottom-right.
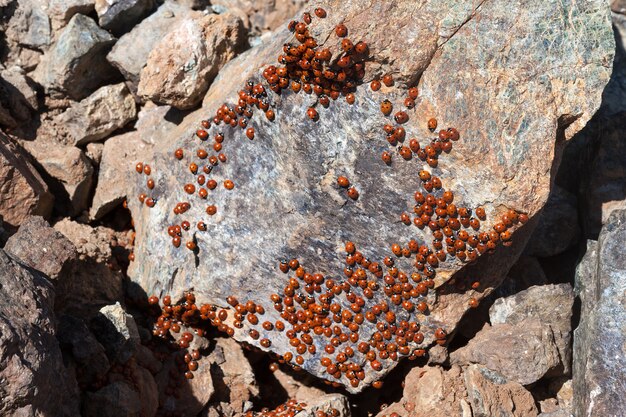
[[572, 210, 626, 416], [90, 302, 141, 363], [95, 0, 155, 36], [138, 12, 246, 109], [56, 82, 137, 146], [48, 0, 95, 29], [2, 0, 51, 50], [32, 14, 117, 100], [127, 0, 613, 392], [22, 140, 94, 215], [82, 381, 142, 417], [0, 132, 54, 230], [4, 215, 77, 279], [490, 284, 575, 375], [107, 2, 199, 87], [0, 66, 39, 127], [0, 249, 80, 416], [451, 320, 562, 386], [211, 0, 306, 36]]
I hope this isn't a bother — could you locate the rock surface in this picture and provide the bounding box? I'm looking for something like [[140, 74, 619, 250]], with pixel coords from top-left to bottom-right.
[[56, 82, 137, 145], [490, 284, 574, 375], [573, 210, 626, 417], [0, 132, 54, 230], [0, 66, 39, 127], [22, 140, 94, 215], [95, 0, 155, 36], [82, 381, 142, 417], [0, 249, 80, 417], [107, 2, 199, 87], [91, 302, 141, 363], [4, 215, 77, 279], [33, 14, 117, 100], [127, 0, 614, 391], [138, 12, 246, 109]]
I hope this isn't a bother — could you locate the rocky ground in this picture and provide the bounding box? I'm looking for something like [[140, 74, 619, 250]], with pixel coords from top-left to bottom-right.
[[0, 0, 625, 416]]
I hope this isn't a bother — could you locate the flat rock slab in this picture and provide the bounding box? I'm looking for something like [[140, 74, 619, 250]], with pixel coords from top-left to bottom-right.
[[128, 0, 614, 392]]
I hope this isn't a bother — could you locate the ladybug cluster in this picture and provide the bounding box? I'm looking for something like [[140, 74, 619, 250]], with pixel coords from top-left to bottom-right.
[[244, 400, 340, 417], [135, 6, 529, 394]]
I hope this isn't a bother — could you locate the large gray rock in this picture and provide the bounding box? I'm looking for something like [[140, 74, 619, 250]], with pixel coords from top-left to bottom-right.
[[573, 210, 626, 416], [95, 0, 155, 36], [32, 14, 117, 100], [138, 12, 246, 109], [490, 284, 575, 375], [107, 2, 199, 87], [5, 215, 77, 279], [127, 0, 614, 392], [2, 0, 51, 50], [0, 132, 54, 230], [56, 82, 137, 146], [22, 140, 94, 215], [0, 249, 80, 416]]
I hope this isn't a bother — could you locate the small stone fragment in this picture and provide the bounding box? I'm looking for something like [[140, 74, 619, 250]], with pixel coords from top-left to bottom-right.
[[90, 302, 141, 363]]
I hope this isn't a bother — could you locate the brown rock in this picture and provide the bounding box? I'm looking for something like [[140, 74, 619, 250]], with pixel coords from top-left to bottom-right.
[[128, 0, 614, 391], [464, 364, 539, 417], [0, 132, 54, 230], [22, 140, 94, 215], [82, 381, 142, 417], [210, 0, 306, 36], [4, 215, 77, 279], [57, 83, 137, 146], [451, 320, 562, 386], [0, 249, 80, 416], [138, 13, 246, 109]]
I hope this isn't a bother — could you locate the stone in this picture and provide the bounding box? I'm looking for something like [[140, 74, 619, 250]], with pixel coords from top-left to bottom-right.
[[86, 142, 104, 165], [82, 381, 142, 417], [32, 14, 117, 100], [525, 186, 581, 257], [296, 394, 351, 417], [138, 12, 245, 109], [0, 132, 54, 230], [211, 0, 306, 36], [538, 411, 571, 417], [451, 320, 562, 385], [4, 215, 77, 279], [202, 337, 258, 416], [56, 83, 137, 146], [2, 0, 51, 50], [22, 140, 94, 215], [464, 365, 539, 417], [490, 284, 575, 375], [573, 210, 626, 417], [493, 256, 549, 301], [374, 365, 469, 417], [0, 66, 39, 127], [0, 249, 81, 417], [127, 0, 613, 392], [614, 0, 626, 14], [57, 314, 111, 387], [134, 363, 159, 417], [107, 2, 199, 87], [90, 302, 141, 363], [95, 0, 155, 36], [271, 368, 326, 404], [48, 0, 95, 29], [90, 103, 178, 219]]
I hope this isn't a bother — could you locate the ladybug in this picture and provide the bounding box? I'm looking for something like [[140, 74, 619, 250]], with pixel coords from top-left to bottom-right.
[[341, 39, 354, 53], [224, 180, 235, 190], [399, 146, 412, 160], [355, 41, 368, 54], [404, 97, 415, 109], [380, 100, 393, 116], [381, 151, 392, 164], [246, 127, 255, 140], [394, 111, 409, 124], [206, 205, 217, 215], [427, 118, 438, 131], [307, 107, 318, 120], [382, 74, 394, 87], [371, 80, 381, 91], [408, 87, 419, 99], [345, 93, 355, 104], [347, 187, 359, 200], [196, 129, 208, 140], [335, 24, 348, 37], [337, 176, 350, 188], [314, 7, 326, 18], [174, 149, 184, 159]]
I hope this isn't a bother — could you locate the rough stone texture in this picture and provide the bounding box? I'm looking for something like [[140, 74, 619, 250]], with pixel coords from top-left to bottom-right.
[[464, 365, 539, 417], [525, 186, 581, 257], [0, 66, 39, 127], [57, 314, 111, 387], [90, 302, 141, 364], [2, 0, 52, 50], [495, 256, 549, 299], [573, 210, 626, 417], [4, 215, 77, 279], [52, 218, 126, 316], [32, 14, 117, 100], [48, 0, 95, 29], [95, 0, 155, 36], [138, 12, 245, 109], [56, 82, 137, 146], [0, 249, 80, 417], [271, 368, 326, 404], [0, 132, 54, 229], [82, 381, 142, 417], [211, 0, 307, 36], [22, 140, 94, 215], [614, 1, 626, 14], [86, 141, 104, 165], [451, 320, 562, 386], [107, 2, 199, 88], [295, 394, 351, 417], [202, 337, 258, 416], [127, 0, 614, 391], [90, 103, 178, 219], [374, 365, 470, 417], [490, 284, 575, 375]]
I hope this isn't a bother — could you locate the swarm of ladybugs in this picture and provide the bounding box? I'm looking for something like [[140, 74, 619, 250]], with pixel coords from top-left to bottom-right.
[[135, 6, 529, 398]]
